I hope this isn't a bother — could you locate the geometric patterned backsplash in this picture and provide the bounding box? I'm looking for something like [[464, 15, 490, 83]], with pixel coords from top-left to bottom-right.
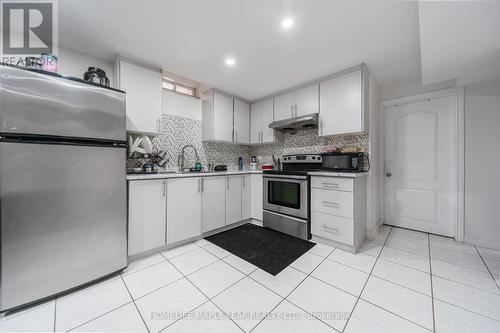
[[127, 114, 369, 170], [127, 115, 251, 170], [251, 129, 369, 165]]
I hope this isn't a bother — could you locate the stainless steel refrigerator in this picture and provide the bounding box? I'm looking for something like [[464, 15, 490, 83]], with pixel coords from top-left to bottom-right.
[[0, 65, 128, 312]]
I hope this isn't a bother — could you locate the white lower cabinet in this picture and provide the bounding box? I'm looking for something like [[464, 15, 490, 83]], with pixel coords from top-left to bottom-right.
[[311, 176, 367, 253], [128, 172, 262, 257], [201, 176, 226, 233], [242, 174, 252, 220], [251, 174, 263, 221], [128, 180, 166, 256], [166, 177, 202, 244], [311, 211, 354, 246], [226, 175, 242, 225]]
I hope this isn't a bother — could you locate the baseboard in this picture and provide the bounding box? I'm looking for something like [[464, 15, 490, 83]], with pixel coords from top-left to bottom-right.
[[249, 218, 263, 227], [464, 237, 500, 251], [311, 235, 357, 253], [367, 219, 383, 240], [128, 219, 256, 262]]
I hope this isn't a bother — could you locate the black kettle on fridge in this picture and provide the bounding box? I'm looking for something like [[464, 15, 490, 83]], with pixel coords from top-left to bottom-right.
[[83, 67, 110, 87]]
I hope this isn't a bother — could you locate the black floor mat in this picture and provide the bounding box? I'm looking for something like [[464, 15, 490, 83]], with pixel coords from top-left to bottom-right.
[[205, 223, 316, 276]]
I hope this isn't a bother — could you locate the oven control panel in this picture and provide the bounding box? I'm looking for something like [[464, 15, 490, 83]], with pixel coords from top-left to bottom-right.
[[282, 154, 322, 164]]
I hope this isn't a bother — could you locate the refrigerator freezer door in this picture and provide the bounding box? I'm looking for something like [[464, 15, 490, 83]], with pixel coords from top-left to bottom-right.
[[0, 66, 126, 141], [0, 142, 127, 311]]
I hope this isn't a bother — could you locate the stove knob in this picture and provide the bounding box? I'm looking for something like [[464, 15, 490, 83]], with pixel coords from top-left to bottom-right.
[[312, 156, 316, 160]]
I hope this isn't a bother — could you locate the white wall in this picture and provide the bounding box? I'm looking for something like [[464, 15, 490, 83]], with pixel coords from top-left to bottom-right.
[[57, 47, 115, 87], [464, 79, 500, 249], [367, 74, 383, 237], [381, 79, 456, 101], [162, 89, 202, 120]]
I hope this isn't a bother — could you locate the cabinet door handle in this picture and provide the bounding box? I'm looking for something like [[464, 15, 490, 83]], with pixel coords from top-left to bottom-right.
[[291, 105, 294, 118], [198, 178, 201, 192], [201, 178, 204, 192], [322, 201, 339, 207], [323, 225, 339, 232], [242, 176, 245, 187], [235, 130, 238, 143], [157, 118, 161, 132], [322, 182, 339, 188], [163, 180, 166, 197], [294, 105, 298, 117], [227, 177, 229, 189]]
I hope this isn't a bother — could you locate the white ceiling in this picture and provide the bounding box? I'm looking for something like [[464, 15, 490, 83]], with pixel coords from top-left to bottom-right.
[[419, 1, 500, 86], [58, 0, 499, 101]]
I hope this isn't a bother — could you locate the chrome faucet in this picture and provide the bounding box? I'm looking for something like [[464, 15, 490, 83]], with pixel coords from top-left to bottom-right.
[[178, 144, 199, 172]]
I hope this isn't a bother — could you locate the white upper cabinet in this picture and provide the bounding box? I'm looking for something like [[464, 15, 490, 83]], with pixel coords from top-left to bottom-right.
[[118, 59, 163, 135], [260, 99, 275, 143], [274, 92, 295, 121], [213, 92, 234, 142], [273, 84, 319, 121], [295, 84, 319, 116], [233, 99, 250, 144], [201, 176, 226, 233], [202, 90, 251, 144], [128, 180, 166, 256], [166, 178, 201, 244], [250, 101, 262, 144], [319, 68, 367, 136], [250, 98, 274, 144]]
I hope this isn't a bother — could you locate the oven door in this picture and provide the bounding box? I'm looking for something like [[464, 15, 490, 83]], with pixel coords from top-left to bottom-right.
[[263, 175, 308, 220]]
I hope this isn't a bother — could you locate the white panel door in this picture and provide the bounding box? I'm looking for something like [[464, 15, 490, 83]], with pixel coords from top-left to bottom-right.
[[250, 102, 262, 144], [251, 174, 263, 221], [128, 180, 166, 256], [226, 176, 242, 225], [120, 61, 163, 134], [295, 84, 319, 116], [260, 99, 275, 143], [274, 92, 295, 121], [242, 174, 252, 220], [167, 178, 202, 244], [234, 99, 250, 144], [201, 176, 226, 233], [319, 70, 362, 136], [213, 92, 234, 142], [384, 94, 458, 236]]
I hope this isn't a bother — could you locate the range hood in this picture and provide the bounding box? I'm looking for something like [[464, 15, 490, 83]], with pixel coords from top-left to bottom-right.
[[268, 113, 319, 132]]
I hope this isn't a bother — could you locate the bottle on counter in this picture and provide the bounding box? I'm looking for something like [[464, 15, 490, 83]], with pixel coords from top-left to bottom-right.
[[194, 160, 202, 172], [250, 156, 258, 171], [238, 156, 243, 171]]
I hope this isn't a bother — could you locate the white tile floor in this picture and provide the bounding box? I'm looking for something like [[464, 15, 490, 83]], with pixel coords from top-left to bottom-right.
[[1, 226, 500, 333]]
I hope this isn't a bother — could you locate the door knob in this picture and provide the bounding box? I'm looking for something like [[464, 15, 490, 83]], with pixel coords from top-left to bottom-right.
[[386, 172, 392, 178]]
